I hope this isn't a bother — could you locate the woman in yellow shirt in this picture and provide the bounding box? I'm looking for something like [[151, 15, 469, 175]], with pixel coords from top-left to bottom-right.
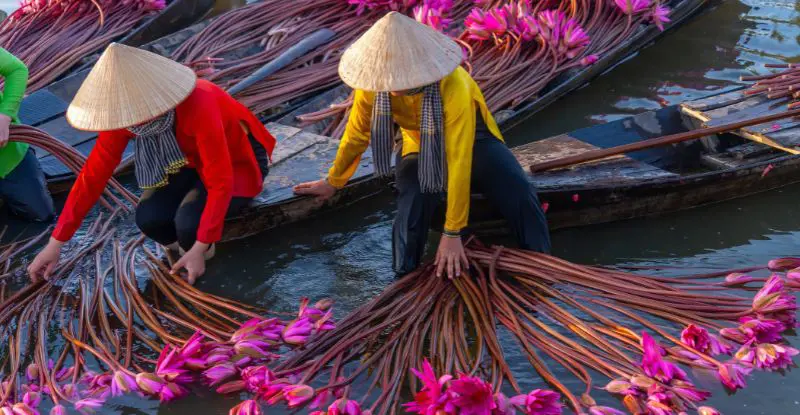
[[294, 12, 550, 278]]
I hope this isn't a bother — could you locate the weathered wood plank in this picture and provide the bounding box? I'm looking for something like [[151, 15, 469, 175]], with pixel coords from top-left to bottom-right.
[[33, 117, 96, 157], [679, 88, 748, 113], [18, 90, 69, 126], [513, 135, 625, 168]]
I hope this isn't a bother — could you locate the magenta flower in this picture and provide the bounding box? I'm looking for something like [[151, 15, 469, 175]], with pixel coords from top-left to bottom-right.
[[25, 364, 39, 383], [580, 54, 599, 66], [716, 361, 752, 391], [229, 400, 262, 415], [681, 324, 732, 355], [560, 18, 590, 56], [11, 403, 37, 415], [159, 382, 188, 403], [754, 343, 799, 371], [465, 8, 508, 41], [670, 380, 710, 403], [698, 406, 721, 415], [723, 272, 755, 286], [312, 390, 335, 409], [259, 382, 290, 405], [510, 389, 562, 415], [493, 393, 516, 415], [768, 257, 800, 271], [613, 0, 650, 15], [648, 4, 670, 31], [328, 398, 363, 415], [738, 316, 786, 343], [641, 332, 687, 382], [283, 318, 315, 346], [414, 4, 452, 31], [74, 399, 104, 415], [155, 345, 188, 382], [49, 405, 67, 415], [588, 406, 625, 415], [203, 363, 237, 386], [241, 366, 275, 394], [603, 379, 636, 396], [283, 384, 316, 408], [449, 375, 496, 415], [405, 359, 453, 415], [135, 372, 166, 395], [55, 366, 74, 383], [110, 371, 138, 397], [179, 331, 206, 358], [234, 339, 275, 358], [22, 391, 41, 408]]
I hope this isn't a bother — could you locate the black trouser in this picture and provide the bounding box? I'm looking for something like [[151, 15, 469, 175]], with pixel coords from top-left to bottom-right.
[[0, 148, 55, 222], [136, 136, 269, 250], [135, 168, 253, 250], [392, 135, 551, 275]]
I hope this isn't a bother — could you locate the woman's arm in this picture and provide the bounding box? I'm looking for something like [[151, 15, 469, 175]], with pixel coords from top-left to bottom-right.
[[0, 47, 28, 122], [52, 130, 130, 241], [326, 89, 375, 188]]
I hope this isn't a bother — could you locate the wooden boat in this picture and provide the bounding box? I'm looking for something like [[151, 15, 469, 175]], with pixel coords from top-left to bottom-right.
[[224, 86, 800, 240], [25, 0, 714, 239]]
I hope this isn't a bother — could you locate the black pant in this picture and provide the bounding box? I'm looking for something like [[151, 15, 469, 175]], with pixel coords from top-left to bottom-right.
[[0, 148, 55, 222], [135, 168, 252, 250], [392, 136, 551, 275]]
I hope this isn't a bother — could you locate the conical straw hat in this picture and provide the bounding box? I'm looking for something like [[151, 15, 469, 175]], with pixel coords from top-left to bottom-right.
[[338, 12, 462, 92], [67, 43, 197, 131]]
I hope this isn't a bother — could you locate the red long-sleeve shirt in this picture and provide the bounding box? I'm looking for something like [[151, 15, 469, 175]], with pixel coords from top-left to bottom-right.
[[53, 79, 276, 244]]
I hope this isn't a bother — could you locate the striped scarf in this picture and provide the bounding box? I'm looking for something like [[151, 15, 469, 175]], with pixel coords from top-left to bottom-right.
[[129, 111, 188, 189], [371, 83, 446, 193]]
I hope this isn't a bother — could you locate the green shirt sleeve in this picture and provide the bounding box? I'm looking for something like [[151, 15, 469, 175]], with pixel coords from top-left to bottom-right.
[[0, 47, 28, 123]]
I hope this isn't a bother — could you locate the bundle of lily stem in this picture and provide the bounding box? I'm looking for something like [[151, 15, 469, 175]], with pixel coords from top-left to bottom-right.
[[1, 128, 799, 415]]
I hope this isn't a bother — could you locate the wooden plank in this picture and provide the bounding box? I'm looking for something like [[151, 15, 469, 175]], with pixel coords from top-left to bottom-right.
[[514, 135, 625, 168], [530, 158, 676, 189], [270, 130, 331, 165], [703, 97, 790, 128], [33, 117, 96, 157], [679, 88, 748, 113], [18, 90, 69, 126], [264, 122, 301, 143]]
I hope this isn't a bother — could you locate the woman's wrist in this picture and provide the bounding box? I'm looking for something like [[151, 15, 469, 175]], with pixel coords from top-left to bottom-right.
[[443, 229, 462, 238], [191, 241, 210, 253], [48, 237, 66, 248]]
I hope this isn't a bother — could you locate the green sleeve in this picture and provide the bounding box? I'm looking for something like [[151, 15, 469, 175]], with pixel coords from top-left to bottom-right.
[[0, 47, 28, 122]]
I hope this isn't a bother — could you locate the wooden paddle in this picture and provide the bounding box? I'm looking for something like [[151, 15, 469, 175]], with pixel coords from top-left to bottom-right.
[[529, 107, 800, 173]]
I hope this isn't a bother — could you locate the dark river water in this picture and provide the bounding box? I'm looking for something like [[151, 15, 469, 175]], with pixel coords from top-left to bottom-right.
[[4, 0, 800, 413]]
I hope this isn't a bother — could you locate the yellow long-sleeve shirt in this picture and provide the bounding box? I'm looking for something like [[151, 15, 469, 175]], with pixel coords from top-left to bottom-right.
[[326, 67, 503, 233]]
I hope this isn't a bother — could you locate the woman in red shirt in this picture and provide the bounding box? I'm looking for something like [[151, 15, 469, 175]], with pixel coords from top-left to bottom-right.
[[28, 43, 275, 284]]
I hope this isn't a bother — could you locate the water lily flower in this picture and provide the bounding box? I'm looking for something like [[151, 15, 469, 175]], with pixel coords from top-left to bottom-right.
[[155, 345, 188, 382], [241, 366, 275, 393], [74, 399, 104, 415], [159, 382, 188, 403], [179, 331, 206, 358], [465, 8, 508, 41], [312, 390, 335, 410], [54, 367, 74, 383], [204, 362, 237, 386], [25, 364, 39, 383], [588, 406, 625, 415], [716, 361, 751, 391], [230, 400, 262, 415], [328, 398, 363, 415], [698, 406, 721, 415], [510, 389, 562, 415], [283, 384, 316, 407], [60, 384, 80, 401], [670, 380, 710, 403], [217, 380, 247, 394], [580, 54, 599, 66], [613, 0, 650, 15], [768, 257, 800, 271], [22, 391, 41, 408], [405, 358, 452, 415], [448, 375, 496, 415], [49, 405, 67, 415], [604, 379, 636, 396], [414, 4, 452, 31], [135, 372, 166, 395], [537, 9, 564, 44], [494, 393, 516, 415], [723, 272, 755, 286], [10, 403, 37, 415], [681, 324, 732, 355], [560, 18, 590, 57], [235, 339, 276, 358], [111, 371, 138, 396], [738, 316, 786, 343], [648, 4, 670, 30], [754, 343, 799, 371], [641, 332, 687, 382], [0, 407, 11, 415]]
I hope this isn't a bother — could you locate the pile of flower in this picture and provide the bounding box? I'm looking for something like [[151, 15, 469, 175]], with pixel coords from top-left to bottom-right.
[[0, 298, 336, 415]]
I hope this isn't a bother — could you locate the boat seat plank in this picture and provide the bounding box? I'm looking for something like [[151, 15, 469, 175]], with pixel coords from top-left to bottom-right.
[[18, 90, 69, 126], [514, 135, 676, 189], [679, 88, 748, 113], [264, 122, 301, 143], [701, 150, 781, 171], [32, 117, 96, 158], [722, 141, 774, 160], [703, 97, 789, 128], [38, 140, 133, 178], [270, 130, 329, 165]]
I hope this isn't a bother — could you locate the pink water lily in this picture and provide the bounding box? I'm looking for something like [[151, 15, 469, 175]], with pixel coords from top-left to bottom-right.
[[493, 393, 516, 415], [604, 379, 636, 396], [738, 316, 786, 343], [234, 339, 276, 358], [641, 332, 687, 382], [241, 366, 275, 393], [159, 381, 188, 402], [328, 398, 363, 415], [613, 0, 649, 14], [723, 272, 755, 286], [510, 389, 562, 415], [25, 364, 39, 383], [716, 361, 751, 391], [670, 380, 710, 403], [405, 358, 453, 415], [449, 375, 496, 415], [312, 390, 335, 409], [560, 18, 590, 57], [204, 363, 237, 386], [698, 406, 721, 415], [414, 4, 453, 31], [768, 257, 800, 271], [22, 391, 41, 408], [648, 4, 670, 30], [49, 405, 67, 415], [282, 318, 315, 346], [229, 399, 262, 415], [179, 331, 206, 358], [681, 325, 732, 355], [465, 8, 508, 41], [155, 345, 188, 382], [111, 370, 138, 396], [580, 54, 599, 66], [74, 399, 104, 415], [752, 343, 799, 371], [135, 372, 166, 395], [283, 384, 315, 407]]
